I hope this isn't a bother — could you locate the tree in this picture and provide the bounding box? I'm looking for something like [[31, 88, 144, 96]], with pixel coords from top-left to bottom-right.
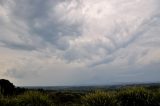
[[0, 79, 15, 96]]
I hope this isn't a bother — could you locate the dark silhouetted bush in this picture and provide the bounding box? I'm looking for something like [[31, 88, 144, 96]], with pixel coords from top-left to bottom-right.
[[49, 92, 82, 105], [15, 87, 27, 95], [0, 79, 15, 96]]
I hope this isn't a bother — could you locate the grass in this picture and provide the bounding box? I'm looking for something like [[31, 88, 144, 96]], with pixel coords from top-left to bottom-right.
[[116, 87, 155, 106], [81, 90, 117, 106], [0, 87, 160, 106], [17, 91, 53, 106], [153, 89, 160, 106], [0, 91, 53, 106]]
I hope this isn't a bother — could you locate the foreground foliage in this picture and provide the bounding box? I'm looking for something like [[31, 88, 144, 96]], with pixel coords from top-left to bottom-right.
[[117, 87, 155, 106], [0, 91, 53, 106], [82, 88, 160, 106], [82, 90, 117, 106], [17, 91, 53, 106], [0, 84, 160, 106]]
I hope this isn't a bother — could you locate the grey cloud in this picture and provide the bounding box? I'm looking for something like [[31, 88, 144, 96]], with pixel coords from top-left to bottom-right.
[[89, 12, 160, 66], [10, 0, 82, 50], [0, 0, 160, 86], [89, 55, 115, 67], [4, 68, 38, 79], [115, 62, 160, 83], [1, 0, 159, 63], [1, 40, 36, 51], [82, 61, 160, 85], [55, 0, 160, 63], [0, 0, 82, 51]]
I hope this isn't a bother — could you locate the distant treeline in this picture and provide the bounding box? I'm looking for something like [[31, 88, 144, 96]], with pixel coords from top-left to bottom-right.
[[0, 79, 160, 106]]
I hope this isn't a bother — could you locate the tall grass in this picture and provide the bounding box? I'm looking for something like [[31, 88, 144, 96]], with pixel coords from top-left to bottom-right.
[[17, 91, 53, 106], [81, 87, 160, 106], [0, 87, 160, 106], [0, 91, 54, 106], [116, 87, 155, 106], [153, 88, 160, 106], [82, 90, 118, 106], [0, 96, 18, 106]]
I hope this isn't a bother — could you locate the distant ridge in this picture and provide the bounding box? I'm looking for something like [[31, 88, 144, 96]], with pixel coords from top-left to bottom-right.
[[20, 82, 160, 91]]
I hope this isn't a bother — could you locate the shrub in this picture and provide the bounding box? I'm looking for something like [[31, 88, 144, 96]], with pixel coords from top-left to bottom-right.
[[0, 97, 19, 106], [117, 87, 155, 106], [81, 90, 118, 106], [0, 79, 15, 96], [153, 89, 160, 106], [0, 93, 2, 98], [49, 92, 82, 106], [17, 91, 53, 106]]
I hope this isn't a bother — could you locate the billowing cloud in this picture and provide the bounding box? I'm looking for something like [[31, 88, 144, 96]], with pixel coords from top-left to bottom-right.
[[0, 0, 160, 86]]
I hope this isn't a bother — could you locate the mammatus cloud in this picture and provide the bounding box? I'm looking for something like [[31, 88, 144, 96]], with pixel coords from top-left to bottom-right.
[[0, 0, 160, 85]]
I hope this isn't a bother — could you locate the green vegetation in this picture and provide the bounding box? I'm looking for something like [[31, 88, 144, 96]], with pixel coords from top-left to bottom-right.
[[49, 91, 82, 105], [0, 79, 160, 106], [17, 91, 53, 106], [117, 87, 155, 106], [82, 90, 117, 106], [0, 91, 52, 106], [154, 89, 160, 106], [0, 88, 160, 106]]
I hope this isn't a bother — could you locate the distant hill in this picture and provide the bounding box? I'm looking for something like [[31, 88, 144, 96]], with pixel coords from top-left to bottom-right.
[[21, 82, 160, 91]]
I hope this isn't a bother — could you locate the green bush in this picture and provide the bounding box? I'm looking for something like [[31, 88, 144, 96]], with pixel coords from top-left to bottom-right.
[[117, 87, 155, 106], [0, 93, 2, 98], [82, 90, 118, 106], [17, 91, 53, 106], [0, 97, 19, 106], [49, 92, 82, 105], [153, 89, 160, 106]]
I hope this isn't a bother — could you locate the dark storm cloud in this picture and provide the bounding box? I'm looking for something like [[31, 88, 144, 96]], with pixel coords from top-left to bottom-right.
[[0, 0, 82, 51], [10, 0, 81, 50]]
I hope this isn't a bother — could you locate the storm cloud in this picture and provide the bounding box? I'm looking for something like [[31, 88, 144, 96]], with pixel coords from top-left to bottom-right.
[[0, 0, 160, 86]]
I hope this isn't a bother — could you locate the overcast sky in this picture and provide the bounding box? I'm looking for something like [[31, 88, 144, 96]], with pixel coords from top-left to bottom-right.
[[0, 0, 160, 86]]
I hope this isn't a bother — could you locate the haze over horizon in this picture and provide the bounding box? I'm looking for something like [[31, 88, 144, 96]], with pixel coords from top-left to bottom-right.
[[0, 0, 160, 86]]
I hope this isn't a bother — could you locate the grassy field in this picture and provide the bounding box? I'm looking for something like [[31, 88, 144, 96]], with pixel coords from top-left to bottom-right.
[[0, 86, 160, 106]]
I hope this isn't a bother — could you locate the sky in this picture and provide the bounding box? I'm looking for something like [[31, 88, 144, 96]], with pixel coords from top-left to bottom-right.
[[0, 0, 160, 86]]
